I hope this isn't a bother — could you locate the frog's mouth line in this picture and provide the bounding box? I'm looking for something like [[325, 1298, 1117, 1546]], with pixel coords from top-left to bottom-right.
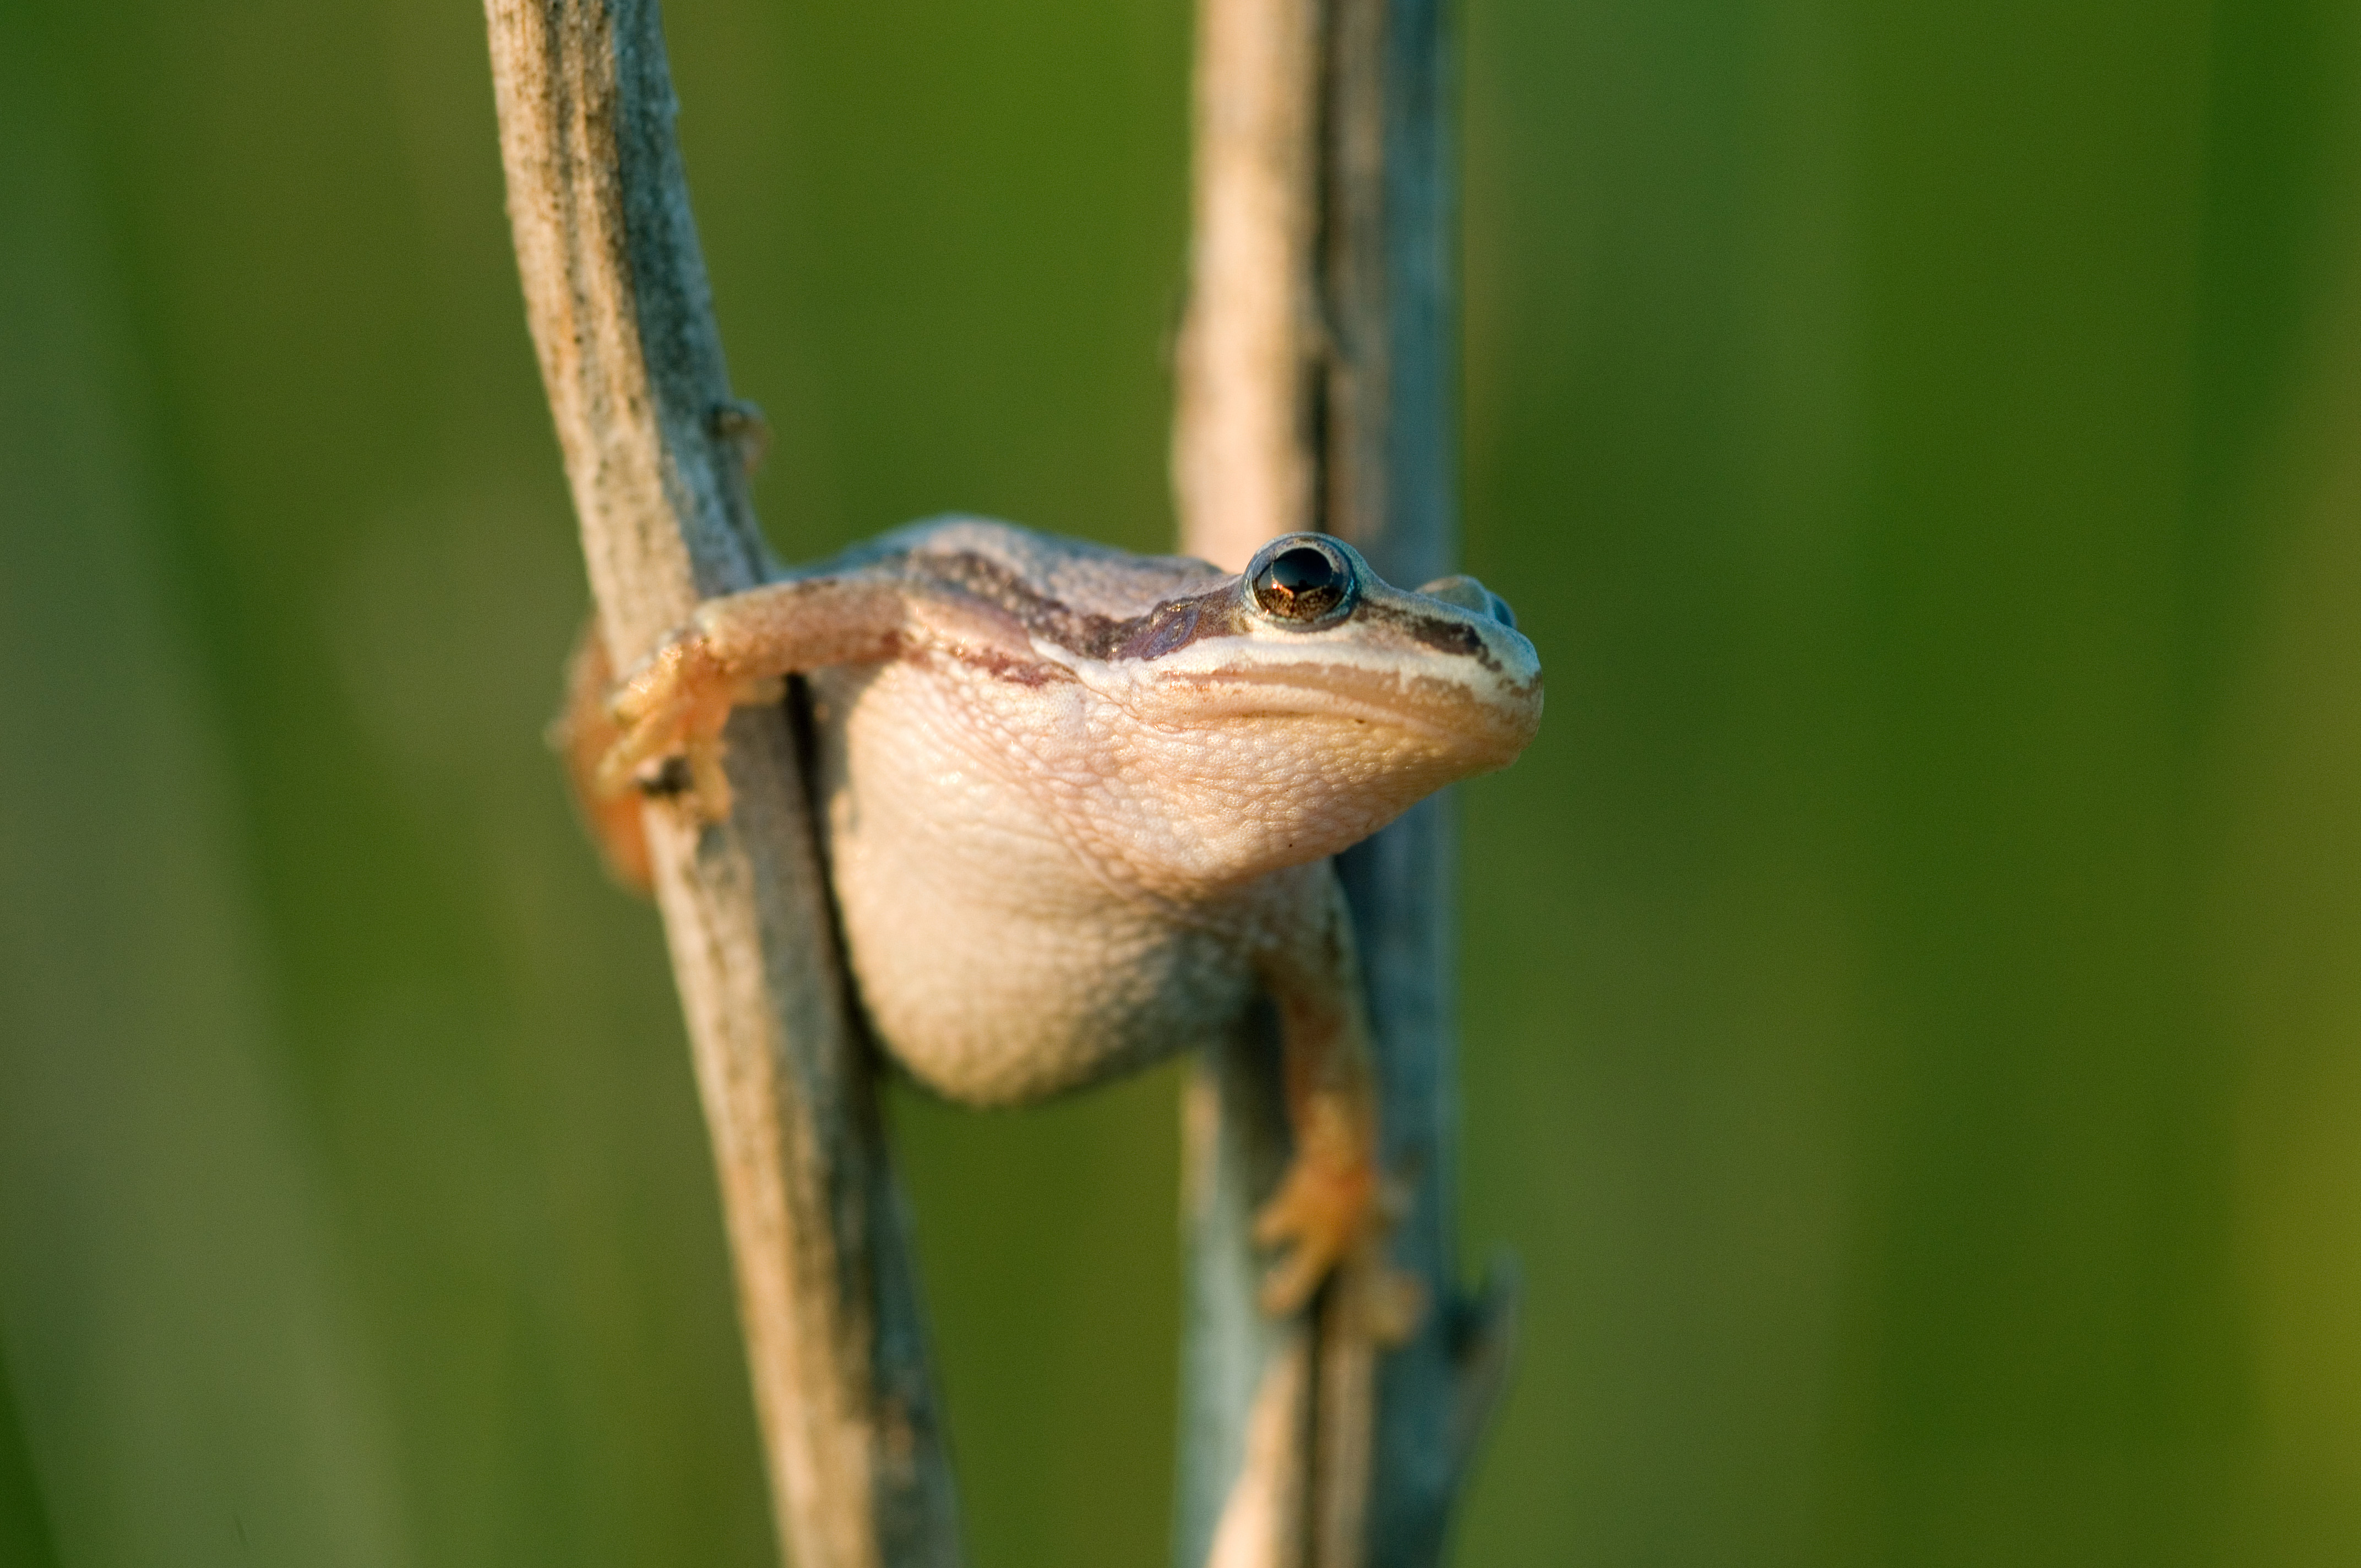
[[1146, 660, 1543, 761]]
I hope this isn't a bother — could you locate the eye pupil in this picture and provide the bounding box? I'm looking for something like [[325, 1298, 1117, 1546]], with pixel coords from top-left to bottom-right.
[[1266, 546, 1335, 594], [1251, 542, 1352, 622]]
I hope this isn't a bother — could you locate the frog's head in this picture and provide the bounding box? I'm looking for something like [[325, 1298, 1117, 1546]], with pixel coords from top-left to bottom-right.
[[1084, 533, 1543, 889]]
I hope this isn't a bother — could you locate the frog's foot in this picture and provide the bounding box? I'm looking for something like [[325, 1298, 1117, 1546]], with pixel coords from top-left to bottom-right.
[[1247, 1124, 1403, 1328], [596, 631, 784, 823], [1253, 1139, 1369, 1319], [1252, 1101, 1427, 1342]]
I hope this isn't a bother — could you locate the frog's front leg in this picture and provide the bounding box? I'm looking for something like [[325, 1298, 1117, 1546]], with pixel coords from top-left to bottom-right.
[[1250, 867, 1422, 1340], [592, 576, 911, 819]]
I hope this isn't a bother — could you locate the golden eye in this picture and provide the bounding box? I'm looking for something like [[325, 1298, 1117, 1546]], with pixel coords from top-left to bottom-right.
[[1248, 536, 1356, 625]]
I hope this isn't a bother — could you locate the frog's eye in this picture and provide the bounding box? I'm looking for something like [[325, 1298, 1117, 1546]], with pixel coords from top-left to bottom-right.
[[1247, 535, 1357, 627]]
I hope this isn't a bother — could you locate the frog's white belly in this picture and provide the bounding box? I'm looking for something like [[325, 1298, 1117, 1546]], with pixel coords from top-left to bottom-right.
[[810, 657, 1261, 1105]]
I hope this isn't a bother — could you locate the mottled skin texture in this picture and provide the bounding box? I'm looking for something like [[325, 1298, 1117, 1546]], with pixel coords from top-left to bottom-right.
[[571, 519, 1542, 1316]]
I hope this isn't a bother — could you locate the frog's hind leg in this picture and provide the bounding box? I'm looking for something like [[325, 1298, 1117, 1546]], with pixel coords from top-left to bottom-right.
[[595, 576, 911, 820], [552, 614, 657, 892], [1250, 867, 1423, 1342]]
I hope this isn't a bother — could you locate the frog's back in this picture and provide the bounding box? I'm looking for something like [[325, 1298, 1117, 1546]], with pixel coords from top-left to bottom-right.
[[807, 516, 1228, 633]]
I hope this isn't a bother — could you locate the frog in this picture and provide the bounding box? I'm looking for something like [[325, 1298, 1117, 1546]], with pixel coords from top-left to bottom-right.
[[559, 519, 1542, 1320]]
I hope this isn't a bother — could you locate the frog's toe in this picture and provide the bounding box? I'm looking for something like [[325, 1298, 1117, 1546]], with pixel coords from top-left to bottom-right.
[[594, 634, 779, 819], [595, 698, 708, 798], [1252, 1148, 1378, 1319], [680, 733, 735, 821]]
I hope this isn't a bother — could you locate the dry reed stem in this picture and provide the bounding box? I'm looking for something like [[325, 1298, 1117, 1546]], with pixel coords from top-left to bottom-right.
[[1174, 0, 1515, 1564], [484, 4, 960, 1564]]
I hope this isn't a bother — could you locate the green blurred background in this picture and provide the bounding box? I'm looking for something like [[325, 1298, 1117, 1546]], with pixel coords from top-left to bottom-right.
[[4, 0, 2361, 1562]]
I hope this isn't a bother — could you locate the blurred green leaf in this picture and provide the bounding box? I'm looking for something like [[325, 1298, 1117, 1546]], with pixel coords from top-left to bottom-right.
[[6, 0, 2361, 1564]]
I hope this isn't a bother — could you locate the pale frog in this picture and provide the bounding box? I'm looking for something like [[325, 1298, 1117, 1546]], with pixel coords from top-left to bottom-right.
[[563, 520, 1542, 1317]]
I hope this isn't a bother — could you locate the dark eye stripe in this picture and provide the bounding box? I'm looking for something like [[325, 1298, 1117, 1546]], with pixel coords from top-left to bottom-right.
[[1356, 600, 1505, 672], [901, 538, 1517, 670]]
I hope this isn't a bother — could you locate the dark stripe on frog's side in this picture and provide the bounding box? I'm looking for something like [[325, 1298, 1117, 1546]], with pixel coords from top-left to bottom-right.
[[909, 545, 1499, 671], [948, 644, 1074, 686], [1105, 589, 1250, 661], [914, 549, 1129, 656], [911, 549, 1247, 662]]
